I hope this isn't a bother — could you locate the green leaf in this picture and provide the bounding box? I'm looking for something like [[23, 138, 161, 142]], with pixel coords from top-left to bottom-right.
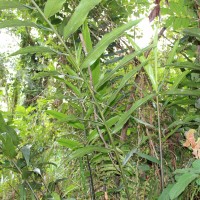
[[21, 145, 31, 166], [0, 1, 25, 10], [107, 60, 149, 106], [51, 192, 61, 200], [123, 148, 137, 166], [57, 138, 82, 149], [183, 28, 200, 41], [169, 173, 198, 199], [0, 20, 37, 29], [158, 184, 173, 200], [165, 89, 200, 96], [96, 45, 152, 90], [136, 152, 160, 164], [46, 110, 84, 129], [63, 0, 102, 39], [44, 0, 66, 18], [68, 146, 110, 161], [10, 46, 58, 56], [166, 40, 179, 65], [81, 19, 142, 69], [192, 159, 200, 169], [166, 62, 200, 71], [112, 94, 155, 134]]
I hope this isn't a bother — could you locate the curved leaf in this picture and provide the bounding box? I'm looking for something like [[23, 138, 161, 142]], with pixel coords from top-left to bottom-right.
[[64, 0, 102, 39], [165, 89, 200, 96], [112, 93, 155, 134], [81, 19, 142, 69], [44, 0, 66, 18], [169, 173, 198, 199]]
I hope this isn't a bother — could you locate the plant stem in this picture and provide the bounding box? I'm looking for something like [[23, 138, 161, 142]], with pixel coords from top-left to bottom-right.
[[11, 160, 39, 200]]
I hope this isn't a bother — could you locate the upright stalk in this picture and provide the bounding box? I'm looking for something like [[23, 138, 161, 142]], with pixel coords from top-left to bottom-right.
[[154, 30, 164, 190]]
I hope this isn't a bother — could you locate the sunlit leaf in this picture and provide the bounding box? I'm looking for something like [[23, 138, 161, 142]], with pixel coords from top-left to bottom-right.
[[57, 138, 82, 149], [0, 20, 37, 29], [169, 173, 198, 199], [64, 0, 102, 39], [10, 46, 58, 56], [44, 0, 66, 18], [0, 1, 25, 10], [81, 19, 142, 69]]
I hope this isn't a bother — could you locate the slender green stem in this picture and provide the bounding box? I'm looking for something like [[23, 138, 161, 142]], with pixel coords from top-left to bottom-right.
[[11, 160, 39, 200], [154, 29, 164, 190], [30, 0, 77, 68]]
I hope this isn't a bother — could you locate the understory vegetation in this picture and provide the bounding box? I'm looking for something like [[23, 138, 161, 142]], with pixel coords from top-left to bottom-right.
[[0, 0, 200, 199]]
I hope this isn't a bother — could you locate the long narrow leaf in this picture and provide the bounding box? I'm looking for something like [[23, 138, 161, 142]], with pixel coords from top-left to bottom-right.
[[0, 20, 37, 29], [112, 94, 155, 134], [64, 0, 102, 39], [165, 89, 200, 96], [81, 19, 142, 69], [96, 45, 153, 89], [68, 146, 110, 161], [10, 46, 58, 56], [0, 1, 25, 10], [107, 60, 149, 106]]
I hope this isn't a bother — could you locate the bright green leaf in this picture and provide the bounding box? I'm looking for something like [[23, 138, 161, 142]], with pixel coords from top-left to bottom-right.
[[81, 19, 142, 69], [57, 138, 82, 149], [64, 0, 102, 39], [0, 20, 37, 29], [68, 146, 110, 161], [169, 173, 198, 199], [10, 46, 58, 56], [44, 0, 66, 18]]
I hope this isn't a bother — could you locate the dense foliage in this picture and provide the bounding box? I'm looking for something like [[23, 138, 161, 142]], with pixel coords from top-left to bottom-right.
[[0, 0, 200, 199]]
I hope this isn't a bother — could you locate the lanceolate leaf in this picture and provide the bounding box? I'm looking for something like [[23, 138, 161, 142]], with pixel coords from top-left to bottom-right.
[[169, 173, 198, 199], [10, 46, 58, 56], [112, 93, 155, 134], [81, 19, 142, 69], [63, 0, 102, 39], [57, 138, 83, 149], [107, 60, 149, 106], [165, 89, 200, 96], [68, 146, 110, 161], [183, 28, 200, 41], [0, 20, 37, 29], [96, 45, 153, 90], [167, 62, 200, 71], [0, 1, 25, 10], [44, 0, 66, 18], [21, 145, 31, 166]]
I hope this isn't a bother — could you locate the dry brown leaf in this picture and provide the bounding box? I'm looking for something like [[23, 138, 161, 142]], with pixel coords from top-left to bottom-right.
[[184, 129, 196, 148]]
